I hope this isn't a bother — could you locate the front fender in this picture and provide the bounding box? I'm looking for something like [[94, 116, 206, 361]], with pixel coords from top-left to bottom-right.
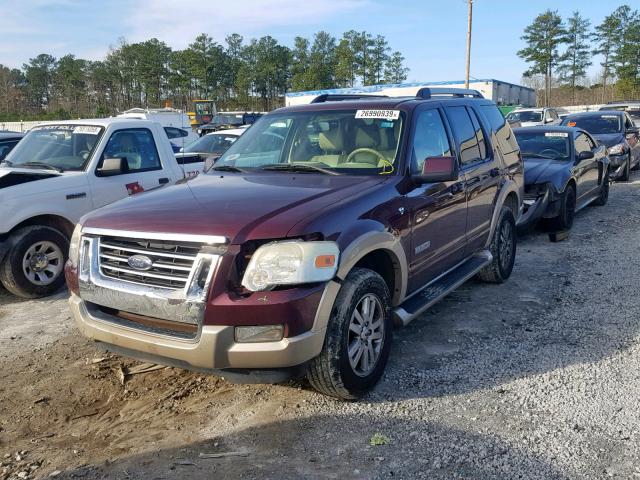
[[486, 179, 522, 249]]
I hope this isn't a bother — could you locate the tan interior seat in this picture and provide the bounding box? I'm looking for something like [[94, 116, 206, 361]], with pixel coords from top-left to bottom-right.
[[348, 128, 383, 166], [311, 129, 344, 166]]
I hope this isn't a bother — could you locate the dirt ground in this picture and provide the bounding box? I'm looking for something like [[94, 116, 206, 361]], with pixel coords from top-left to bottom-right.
[[2, 173, 640, 479]]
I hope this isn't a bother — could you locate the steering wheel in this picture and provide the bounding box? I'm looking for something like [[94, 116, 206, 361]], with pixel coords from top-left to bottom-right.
[[345, 148, 387, 164], [539, 148, 561, 158]]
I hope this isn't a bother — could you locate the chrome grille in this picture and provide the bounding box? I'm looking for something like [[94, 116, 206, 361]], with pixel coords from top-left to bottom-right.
[[98, 236, 202, 290]]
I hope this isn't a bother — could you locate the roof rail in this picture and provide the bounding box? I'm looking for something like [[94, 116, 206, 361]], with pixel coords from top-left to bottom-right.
[[416, 87, 484, 99], [606, 99, 640, 104], [311, 94, 389, 103]]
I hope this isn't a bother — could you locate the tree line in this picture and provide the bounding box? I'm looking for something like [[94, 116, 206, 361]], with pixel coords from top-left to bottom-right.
[[0, 30, 409, 121], [518, 4, 640, 106]]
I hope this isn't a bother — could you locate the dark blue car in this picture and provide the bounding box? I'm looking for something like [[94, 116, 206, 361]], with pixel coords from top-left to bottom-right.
[[560, 110, 640, 181], [515, 126, 609, 231]]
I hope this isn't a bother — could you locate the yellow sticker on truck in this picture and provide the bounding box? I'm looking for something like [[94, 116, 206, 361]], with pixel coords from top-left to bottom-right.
[[355, 110, 400, 120]]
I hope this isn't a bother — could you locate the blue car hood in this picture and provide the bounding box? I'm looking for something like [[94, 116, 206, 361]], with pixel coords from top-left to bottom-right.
[[592, 132, 624, 148]]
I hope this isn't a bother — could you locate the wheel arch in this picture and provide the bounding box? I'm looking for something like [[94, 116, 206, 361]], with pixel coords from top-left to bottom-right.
[[9, 214, 75, 238], [486, 180, 521, 249]]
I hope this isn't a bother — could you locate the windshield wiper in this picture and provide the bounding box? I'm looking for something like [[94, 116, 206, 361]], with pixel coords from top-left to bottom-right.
[[260, 164, 338, 175], [211, 165, 246, 173], [522, 153, 558, 160], [17, 162, 64, 173]]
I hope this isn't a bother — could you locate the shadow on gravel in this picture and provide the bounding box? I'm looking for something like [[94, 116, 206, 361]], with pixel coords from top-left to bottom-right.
[[55, 414, 566, 480]]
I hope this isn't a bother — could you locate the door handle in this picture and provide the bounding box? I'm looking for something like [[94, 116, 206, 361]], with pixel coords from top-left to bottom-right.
[[158, 177, 169, 185], [466, 177, 480, 187], [489, 168, 500, 177]]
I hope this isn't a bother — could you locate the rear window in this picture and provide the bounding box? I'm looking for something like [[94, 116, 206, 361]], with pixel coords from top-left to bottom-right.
[[480, 105, 519, 154]]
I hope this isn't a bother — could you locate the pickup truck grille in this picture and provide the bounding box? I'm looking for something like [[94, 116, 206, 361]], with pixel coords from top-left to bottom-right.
[[98, 236, 202, 290]]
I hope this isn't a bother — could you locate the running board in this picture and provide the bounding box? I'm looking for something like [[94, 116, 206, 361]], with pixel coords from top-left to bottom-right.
[[393, 251, 492, 326]]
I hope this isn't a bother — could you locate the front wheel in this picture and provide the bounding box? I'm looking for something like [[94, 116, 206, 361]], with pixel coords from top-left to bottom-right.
[[548, 184, 576, 231], [0, 226, 69, 298], [477, 205, 516, 284], [619, 154, 631, 181], [593, 170, 609, 206], [306, 268, 392, 400]]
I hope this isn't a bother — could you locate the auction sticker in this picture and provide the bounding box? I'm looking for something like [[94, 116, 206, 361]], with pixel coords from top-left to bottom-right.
[[545, 132, 568, 137], [356, 109, 400, 120], [74, 126, 102, 135]]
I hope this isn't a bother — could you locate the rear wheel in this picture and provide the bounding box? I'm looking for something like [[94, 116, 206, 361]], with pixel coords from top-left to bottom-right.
[[549, 184, 576, 231], [0, 226, 69, 298], [477, 205, 516, 284], [307, 268, 392, 400]]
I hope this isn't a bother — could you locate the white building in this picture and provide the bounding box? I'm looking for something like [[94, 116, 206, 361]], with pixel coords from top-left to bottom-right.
[[285, 79, 536, 107]]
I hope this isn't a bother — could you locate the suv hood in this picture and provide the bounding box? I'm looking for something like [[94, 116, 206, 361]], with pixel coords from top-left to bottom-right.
[[524, 157, 570, 186], [591, 132, 624, 148], [83, 173, 386, 244]]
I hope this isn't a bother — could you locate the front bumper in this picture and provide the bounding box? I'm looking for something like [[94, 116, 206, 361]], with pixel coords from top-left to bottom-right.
[[517, 187, 557, 229], [69, 293, 326, 370]]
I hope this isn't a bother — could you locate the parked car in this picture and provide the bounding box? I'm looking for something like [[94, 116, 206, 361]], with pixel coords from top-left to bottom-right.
[[66, 88, 523, 399], [515, 126, 609, 231], [560, 111, 640, 181], [556, 107, 571, 120], [599, 101, 640, 127], [0, 118, 206, 298], [174, 128, 246, 172], [197, 112, 263, 136], [117, 108, 199, 152], [505, 107, 561, 127], [0, 131, 25, 161]]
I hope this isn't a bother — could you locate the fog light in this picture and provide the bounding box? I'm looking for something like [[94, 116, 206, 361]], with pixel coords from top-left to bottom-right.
[[235, 325, 284, 343]]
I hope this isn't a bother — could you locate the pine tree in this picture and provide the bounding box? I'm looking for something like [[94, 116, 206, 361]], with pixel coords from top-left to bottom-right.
[[383, 51, 409, 84], [557, 11, 592, 104], [592, 12, 622, 102]]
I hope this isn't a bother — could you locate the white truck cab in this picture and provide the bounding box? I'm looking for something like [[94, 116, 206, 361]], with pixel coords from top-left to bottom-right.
[[505, 107, 561, 127], [0, 118, 204, 298]]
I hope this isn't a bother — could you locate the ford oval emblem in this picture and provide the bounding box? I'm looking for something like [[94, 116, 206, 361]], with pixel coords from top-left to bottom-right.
[[127, 254, 153, 271]]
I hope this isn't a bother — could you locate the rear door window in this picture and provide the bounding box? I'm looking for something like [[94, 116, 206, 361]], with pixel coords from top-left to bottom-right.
[[467, 108, 488, 159], [480, 105, 519, 154], [444, 106, 481, 166]]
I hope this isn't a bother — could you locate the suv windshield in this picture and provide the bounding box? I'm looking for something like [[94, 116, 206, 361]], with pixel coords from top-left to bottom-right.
[[506, 110, 543, 122], [3, 124, 103, 171], [561, 115, 622, 134], [183, 133, 239, 154], [514, 131, 570, 160], [214, 110, 403, 175]]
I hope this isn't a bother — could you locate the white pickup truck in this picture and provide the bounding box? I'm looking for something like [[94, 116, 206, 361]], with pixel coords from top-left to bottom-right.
[[0, 118, 204, 298]]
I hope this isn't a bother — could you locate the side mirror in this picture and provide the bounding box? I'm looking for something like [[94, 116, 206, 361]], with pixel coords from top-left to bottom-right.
[[577, 150, 594, 161], [97, 157, 129, 177], [203, 154, 221, 173], [412, 156, 459, 184]]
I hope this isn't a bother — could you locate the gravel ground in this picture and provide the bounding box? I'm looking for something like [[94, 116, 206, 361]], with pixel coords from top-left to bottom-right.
[[1, 173, 640, 479]]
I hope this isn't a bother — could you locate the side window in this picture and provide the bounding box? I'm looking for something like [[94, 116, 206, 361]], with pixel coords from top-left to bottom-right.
[[99, 129, 162, 174], [0, 140, 18, 161], [574, 133, 592, 155], [480, 105, 519, 154], [444, 106, 481, 166], [410, 109, 452, 174], [467, 107, 488, 159], [164, 127, 186, 139]]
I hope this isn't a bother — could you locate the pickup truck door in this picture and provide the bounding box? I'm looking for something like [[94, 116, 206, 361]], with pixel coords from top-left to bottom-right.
[[88, 127, 177, 208], [443, 105, 499, 254], [406, 106, 467, 294]]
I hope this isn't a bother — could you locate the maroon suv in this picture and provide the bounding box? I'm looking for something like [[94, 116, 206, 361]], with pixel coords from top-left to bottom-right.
[[66, 88, 523, 399]]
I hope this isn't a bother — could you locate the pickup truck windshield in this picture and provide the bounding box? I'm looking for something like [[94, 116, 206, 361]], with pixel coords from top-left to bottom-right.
[[514, 131, 570, 160], [561, 115, 622, 134], [506, 111, 543, 122], [214, 110, 403, 175], [3, 125, 104, 171]]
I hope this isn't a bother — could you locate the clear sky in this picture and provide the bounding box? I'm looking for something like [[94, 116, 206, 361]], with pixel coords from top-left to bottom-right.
[[0, 0, 627, 85]]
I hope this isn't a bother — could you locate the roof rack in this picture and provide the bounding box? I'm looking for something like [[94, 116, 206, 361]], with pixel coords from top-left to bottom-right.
[[416, 87, 484, 99], [311, 94, 389, 103], [606, 99, 640, 104]]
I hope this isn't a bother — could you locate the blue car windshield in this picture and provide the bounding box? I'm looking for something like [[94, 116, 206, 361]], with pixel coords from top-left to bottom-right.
[[515, 131, 570, 160], [561, 115, 622, 134]]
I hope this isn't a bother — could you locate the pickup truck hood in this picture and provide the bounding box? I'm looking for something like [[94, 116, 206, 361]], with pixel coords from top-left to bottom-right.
[[591, 133, 624, 148], [83, 173, 386, 244], [0, 168, 60, 189], [524, 157, 570, 186]]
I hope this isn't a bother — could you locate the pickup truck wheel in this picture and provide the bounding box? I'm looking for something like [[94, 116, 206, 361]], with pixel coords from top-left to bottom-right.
[[307, 268, 392, 400], [0, 226, 69, 298], [477, 205, 516, 284]]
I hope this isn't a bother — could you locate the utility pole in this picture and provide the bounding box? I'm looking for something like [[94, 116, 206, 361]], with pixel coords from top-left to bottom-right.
[[465, 0, 473, 89]]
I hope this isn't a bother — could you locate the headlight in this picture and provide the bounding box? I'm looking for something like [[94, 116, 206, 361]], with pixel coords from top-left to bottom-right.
[[68, 223, 83, 268], [241, 241, 339, 292], [608, 143, 626, 155]]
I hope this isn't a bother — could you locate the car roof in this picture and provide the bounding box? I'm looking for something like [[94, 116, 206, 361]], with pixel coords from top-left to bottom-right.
[[510, 107, 545, 113], [513, 126, 577, 135], [563, 110, 625, 119], [205, 128, 245, 136]]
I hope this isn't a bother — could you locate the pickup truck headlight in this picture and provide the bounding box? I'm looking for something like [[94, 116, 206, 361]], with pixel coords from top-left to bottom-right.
[[68, 223, 83, 268], [241, 241, 339, 292], [608, 143, 626, 155]]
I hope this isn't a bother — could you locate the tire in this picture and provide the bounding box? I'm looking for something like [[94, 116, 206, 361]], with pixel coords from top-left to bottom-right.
[[631, 153, 639, 171], [593, 169, 609, 206], [306, 268, 392, 400], [477, 205, 516, 284], [548, 184, 576, 231], [619, 154, 631, 181], [0, 226, 69, 298]]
